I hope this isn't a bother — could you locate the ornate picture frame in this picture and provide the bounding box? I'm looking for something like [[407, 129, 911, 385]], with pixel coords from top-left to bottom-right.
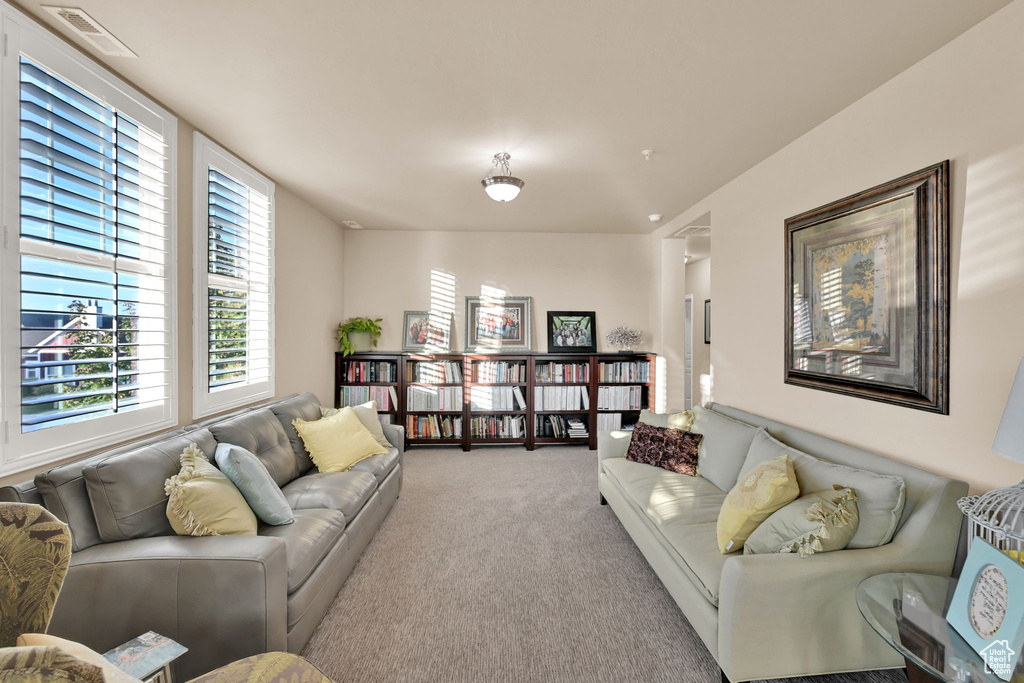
[[464, 296, 531, 352], [401, 310, 453, 352], [784, 161, 950, 414], [546, 311, 596, 353]]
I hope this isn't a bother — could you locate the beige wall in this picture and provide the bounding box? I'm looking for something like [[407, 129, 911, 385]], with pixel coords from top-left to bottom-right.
[[343, 230, 650, 353], [685, 258, 713, 407], [273, 187, 346, 405], [652, 1, 1024, 492]]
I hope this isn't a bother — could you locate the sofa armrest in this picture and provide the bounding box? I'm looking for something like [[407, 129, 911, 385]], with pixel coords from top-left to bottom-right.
[[597, 430, 632, 465], [382, 423, 405, 455], [49, 535, 289, 681], [718, 542, 945, 681]]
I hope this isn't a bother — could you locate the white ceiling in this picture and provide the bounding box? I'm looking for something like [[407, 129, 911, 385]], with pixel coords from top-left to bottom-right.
[[16, 0, 1010, 234]]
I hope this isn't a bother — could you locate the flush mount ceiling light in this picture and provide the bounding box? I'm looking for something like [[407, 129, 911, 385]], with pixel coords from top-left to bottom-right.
[[481, 153, 524, 202]]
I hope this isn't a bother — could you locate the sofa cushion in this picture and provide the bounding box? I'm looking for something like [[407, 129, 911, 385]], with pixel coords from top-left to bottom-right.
[[745, 486, 860, 557], [602, 457, 727, 528], [215, 443, 294, 526], [268, 393, 320, 473], [625, 422, 702, 476], [85, 430, 218, 543], [36, 429, 188, 551], [282, 471, 377, 521], [322, 402, 391, 450], [349, 447, 401, 483], [258, 509, 345, 592], [716, 455, 799, 553], [690, 406, 760, 492], [602, 457, 730, 604], [639, 408, 694, 431], [739, 429, 905, 548], [15, 634, 141, 682], [293, 409, 387, 473], [602, 456, 733, 606], [164, 444, 257, 537], [209, 409, 302, 488]]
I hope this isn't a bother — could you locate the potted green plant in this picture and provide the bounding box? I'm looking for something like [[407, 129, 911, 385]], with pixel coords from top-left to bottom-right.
[[337, 317, 383, 356]]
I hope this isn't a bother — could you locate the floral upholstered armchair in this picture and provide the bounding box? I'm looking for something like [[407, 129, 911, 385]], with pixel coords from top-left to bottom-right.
[[0, 502, 332, 683]]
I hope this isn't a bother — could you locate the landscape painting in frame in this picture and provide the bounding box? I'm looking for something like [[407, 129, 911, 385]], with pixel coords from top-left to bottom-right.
[[784, 161, 950, 414], [546, 311, 596, 353], [465, 296, 531, 352]]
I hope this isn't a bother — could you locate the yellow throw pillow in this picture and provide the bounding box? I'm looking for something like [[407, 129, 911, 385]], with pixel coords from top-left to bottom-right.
[[16, 634, 143, 682], [320, 401, 391, 450], [164, 444, 257, 536], [717, 454, 799, 553], [294, 407, 387, 473]]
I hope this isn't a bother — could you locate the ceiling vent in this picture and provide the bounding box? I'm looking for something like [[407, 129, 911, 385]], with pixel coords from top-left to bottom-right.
[[672, 225, 711, 238], [42, 7, 137, 58]]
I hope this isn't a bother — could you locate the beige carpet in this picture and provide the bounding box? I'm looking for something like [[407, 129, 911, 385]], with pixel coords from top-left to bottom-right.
[[301, 448, 903, 683]]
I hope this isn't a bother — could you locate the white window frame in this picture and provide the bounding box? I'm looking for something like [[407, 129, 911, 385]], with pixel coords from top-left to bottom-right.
[[0, 2, 178, 476], [192, 133, 274, 418]]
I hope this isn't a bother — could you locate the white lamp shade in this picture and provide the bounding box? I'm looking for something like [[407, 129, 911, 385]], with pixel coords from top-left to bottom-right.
[[992, 357, 1024, 464], [482, 176, 523, 202]]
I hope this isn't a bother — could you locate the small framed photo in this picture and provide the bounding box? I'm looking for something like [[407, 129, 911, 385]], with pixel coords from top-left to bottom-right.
[[465, 296, 531, 352], [946, 539, 1024, 680], [546, 311, 596, 354], [402, 311, 453, 352]]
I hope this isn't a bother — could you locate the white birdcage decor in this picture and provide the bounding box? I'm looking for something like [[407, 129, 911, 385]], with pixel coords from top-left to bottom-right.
[[959, 357, 1024, 565], [959, 485, 1024, 566]]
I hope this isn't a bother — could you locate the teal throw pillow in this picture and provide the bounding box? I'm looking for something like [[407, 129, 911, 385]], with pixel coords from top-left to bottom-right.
[[214, 443, 294, 525]]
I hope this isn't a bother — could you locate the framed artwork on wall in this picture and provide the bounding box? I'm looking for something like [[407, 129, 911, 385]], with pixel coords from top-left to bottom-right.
[[546, 311, 596, 353], [704, 299, 711, 345], [784, 161, 950, 414], [401, 310, 454, 352], [464, 296, 531, 352]]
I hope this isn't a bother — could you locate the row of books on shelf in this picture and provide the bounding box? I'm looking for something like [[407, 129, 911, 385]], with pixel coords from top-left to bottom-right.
[[597, 413, 628, 431], [469, 414, 527, 438], [533, 385, 590, 411], [535, 362, 589, 384], [469, 385, 527, 411], [596, 385, 644, 410], [339, 385, 398, 410], [406, 414, 462, 438], [406, 361, 463, 384], [598, 361, 651, 383], [406, 386, 462, 411], [536, 414, 589, 439], [472, 361, 526, 384], [341, 360, 396, 383]]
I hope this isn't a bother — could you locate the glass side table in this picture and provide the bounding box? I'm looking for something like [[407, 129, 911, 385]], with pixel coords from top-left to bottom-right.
[[856, 573, 1023, 683]]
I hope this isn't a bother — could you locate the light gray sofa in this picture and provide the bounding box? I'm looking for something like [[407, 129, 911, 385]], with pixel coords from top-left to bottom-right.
[[598, 402, 968, 682], [0, 392, 401, 680]]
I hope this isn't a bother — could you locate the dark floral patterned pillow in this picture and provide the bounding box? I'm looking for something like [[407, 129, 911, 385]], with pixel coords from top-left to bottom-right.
[[625, 421, 703, 476]]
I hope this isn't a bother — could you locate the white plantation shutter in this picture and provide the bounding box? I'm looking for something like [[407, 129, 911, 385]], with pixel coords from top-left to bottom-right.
[[193, 134, 274, 417], [1, 6, 177, 475]]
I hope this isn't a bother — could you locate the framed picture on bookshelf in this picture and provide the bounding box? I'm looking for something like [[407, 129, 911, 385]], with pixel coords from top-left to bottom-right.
[[546, 311, 596, 353], [401, 311, 454, 352], [465, 296, 531, 352]]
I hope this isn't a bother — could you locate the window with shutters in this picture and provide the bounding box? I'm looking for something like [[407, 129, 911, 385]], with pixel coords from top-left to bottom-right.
[[192, 134, 274, 418], [0, 6, 177, 475]]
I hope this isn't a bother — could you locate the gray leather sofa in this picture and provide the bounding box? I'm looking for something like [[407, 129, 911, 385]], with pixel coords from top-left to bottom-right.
[[598, 402, 968, 682], [0, 393, 402, 680]]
